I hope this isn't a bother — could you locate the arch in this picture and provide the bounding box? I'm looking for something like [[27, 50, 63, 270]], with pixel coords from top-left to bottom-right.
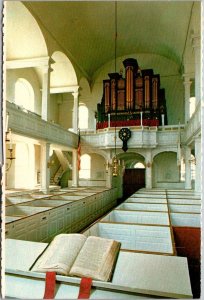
[[117, 152, 145, 168], [5, 2, 48, 60], [14, 78, 34, 111], [51, 51, 78, 87]]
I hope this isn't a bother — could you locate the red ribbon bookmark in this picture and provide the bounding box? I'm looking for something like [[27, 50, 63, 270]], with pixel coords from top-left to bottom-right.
[[78, 277, 93, 299], [43, 272, 56, 299]]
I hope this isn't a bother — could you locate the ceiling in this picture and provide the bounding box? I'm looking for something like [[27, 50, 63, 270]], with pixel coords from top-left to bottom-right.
[[23, 1, 197, 80]]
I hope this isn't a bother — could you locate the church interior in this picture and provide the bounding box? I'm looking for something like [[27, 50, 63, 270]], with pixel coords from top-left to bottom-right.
[[1, 1, 202, 299]]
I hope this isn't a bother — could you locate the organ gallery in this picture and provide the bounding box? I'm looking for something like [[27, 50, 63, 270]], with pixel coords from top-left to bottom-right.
[[97, 58, 167, 129]]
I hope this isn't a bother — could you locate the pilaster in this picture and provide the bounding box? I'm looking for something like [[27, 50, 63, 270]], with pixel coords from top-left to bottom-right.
[[145, 150, 152, 189], [184, 146, 192, 189], [72, 92, 79, 133], [194, 137, 201, 193], [192, 35, 201, 106], [40, 142, 50, 192], [72, 149, 79, 187], [183, 74, 192, 123]]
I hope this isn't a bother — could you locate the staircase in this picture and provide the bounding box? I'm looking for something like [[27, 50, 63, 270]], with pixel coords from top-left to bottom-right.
[[50, 166, 64, 185]]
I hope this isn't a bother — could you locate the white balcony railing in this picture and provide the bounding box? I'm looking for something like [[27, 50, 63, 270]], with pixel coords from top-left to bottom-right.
[[6, 101, 78, 148], [81, 125, 184, 149], [184, 104, 201, 143], [7, 101, 196, 151]]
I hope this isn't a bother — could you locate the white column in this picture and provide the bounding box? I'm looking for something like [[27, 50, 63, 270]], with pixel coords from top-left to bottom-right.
[[41, 62, 52, 121], [40, 142, 50, 192], [192, 35, 201, 106], [183, 74, 192, 123], [184, 146, 191, 189], [72, 92, 79, 133], [145, 151, 152, 189], [72, 149, 79, 187], [195, 137, 201, 193]]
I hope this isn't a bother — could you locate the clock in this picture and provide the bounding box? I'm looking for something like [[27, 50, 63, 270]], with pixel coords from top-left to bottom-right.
[[119, 128, 131, 152]]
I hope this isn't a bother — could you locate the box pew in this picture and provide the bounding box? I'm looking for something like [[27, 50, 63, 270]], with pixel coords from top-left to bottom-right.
[[100, 210, 170, 225], [170, 213, 200, 228], [168, 199, 201, 205], [168, 204, 200, 214], [125, 198, 167, 204], [130, 194, 166, 199], [5, 239, 192, 299], [83, 222, 174, 255], [167, 195, 200, 200], [116, 203, 168, 212]]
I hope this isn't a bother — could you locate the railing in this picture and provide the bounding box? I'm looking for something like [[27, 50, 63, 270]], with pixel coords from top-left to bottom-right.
[[81, 126, 183, 149], [6, 101, 78, 148], [184, 104, 201, 143]]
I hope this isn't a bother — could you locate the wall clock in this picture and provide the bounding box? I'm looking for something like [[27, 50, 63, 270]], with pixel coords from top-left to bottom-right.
[[119, 128, 131, 152]]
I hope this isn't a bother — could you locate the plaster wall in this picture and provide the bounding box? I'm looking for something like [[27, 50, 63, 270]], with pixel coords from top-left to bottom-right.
[[58, 94, 73, 130], [153, 152, 180, 188], [90, 153, 105, 180]]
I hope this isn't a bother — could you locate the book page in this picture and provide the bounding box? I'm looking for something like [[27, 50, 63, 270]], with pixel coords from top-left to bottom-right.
[[69, 236, 120, 281], [32, 234, 87, 275]]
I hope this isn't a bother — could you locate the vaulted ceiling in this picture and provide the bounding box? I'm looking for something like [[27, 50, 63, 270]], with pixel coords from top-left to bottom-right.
[[23, 1, 199, 80]]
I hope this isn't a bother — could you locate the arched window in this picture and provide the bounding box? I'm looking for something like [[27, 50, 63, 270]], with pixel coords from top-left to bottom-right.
[[79, 154, 91, 179], [14, 78, 34, 111], [79, 105, 88, 129], [134, 162, 145, 168]]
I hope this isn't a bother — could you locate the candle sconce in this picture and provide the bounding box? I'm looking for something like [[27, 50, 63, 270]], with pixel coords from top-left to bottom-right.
[[6, 128, 15, 171]]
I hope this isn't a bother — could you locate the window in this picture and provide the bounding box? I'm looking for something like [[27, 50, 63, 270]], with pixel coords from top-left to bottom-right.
[[79, 154, 91, 179], [134, 162, 145, 168], [79, 105, 88, 129], [14, 78, 34, 111]]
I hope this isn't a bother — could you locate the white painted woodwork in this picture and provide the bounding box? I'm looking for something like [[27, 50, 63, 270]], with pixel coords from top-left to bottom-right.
[[5, 188, 118, 242], [116, 203, 168, 212], [168, 204, 200, 213], [5, 239, 192, 299], [7, 101, 78, 148], [101, 210, 170, 225], [170, 213, 200, 227], [125, 198, 167, 203], [83, 222, 173, 254]]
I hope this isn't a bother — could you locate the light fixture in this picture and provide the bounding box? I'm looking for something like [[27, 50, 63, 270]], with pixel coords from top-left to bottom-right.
[[112, 1, 119, 177], [6, 128, 15, 171], [188, 157, 196, 165]]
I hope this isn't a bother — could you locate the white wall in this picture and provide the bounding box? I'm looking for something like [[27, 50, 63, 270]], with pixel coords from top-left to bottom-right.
[[153, 152, 181, 188]]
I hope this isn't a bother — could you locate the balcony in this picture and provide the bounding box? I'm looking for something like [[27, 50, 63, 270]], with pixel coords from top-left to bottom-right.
[[6, 101, 78, 148]]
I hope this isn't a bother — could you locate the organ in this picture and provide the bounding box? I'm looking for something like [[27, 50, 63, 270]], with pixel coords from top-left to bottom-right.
[[96, 58, 167, 129]]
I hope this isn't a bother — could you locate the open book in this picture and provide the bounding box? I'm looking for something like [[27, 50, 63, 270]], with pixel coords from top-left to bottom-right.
[[31, 234, 120, 282]]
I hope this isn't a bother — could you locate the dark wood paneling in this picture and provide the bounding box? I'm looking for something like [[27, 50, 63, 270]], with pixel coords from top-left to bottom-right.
[[123, 168, 145, 198]]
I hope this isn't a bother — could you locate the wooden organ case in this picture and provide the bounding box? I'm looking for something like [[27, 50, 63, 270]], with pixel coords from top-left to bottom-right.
[[97, 58, 167, 129]]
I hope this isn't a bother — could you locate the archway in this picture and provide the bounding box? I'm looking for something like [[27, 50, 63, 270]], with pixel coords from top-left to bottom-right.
[[118, 152, 146, 198]]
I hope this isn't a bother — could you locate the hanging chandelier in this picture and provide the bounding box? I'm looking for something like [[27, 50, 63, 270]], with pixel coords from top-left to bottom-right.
[[112, 1, 119, 177]]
